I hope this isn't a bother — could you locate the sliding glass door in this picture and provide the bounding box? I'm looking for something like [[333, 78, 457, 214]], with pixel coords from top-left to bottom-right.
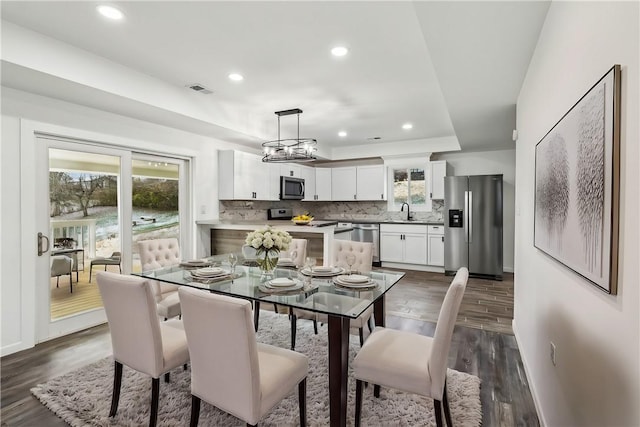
[[35, 137, 190, 342]]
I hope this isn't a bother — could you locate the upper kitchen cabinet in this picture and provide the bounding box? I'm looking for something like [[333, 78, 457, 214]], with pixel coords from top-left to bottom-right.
[[331, 167, 357, 201], [299, 165, 315, 202], [280, 163, 301, 178], [218, 150, 274, 201], [356, 165, 386, 201], [429, 160, 451, 200], [314, 168, 332, 201]]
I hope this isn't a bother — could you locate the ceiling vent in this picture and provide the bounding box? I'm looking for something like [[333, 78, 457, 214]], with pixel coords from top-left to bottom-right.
[[187, 83, 213, 95]]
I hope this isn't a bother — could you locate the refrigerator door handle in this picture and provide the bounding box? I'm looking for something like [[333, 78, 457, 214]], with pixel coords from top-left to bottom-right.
[[464, 191, 470, 243], [468, 190, 473, 243]]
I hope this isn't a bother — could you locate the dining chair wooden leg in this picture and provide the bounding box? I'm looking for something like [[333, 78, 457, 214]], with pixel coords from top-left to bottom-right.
[[374, 384, 381, 398], [359, 327, 364, 347], [298, 377, 307, 427], [189, 395, 201, 427], [355, 379, 363, 427], [443, 381, 453, 427], [56, 276, 60, 287], [313, 319, 318, 335], [367, 316, 374, 333], [253, 301, 260, 332], [164, 372, 170, 383], [150, 378, 160, 427], [109, 361, 123, 417], [290, 313, 297, 351], [434, 399, 444, 427], [89, 265, 93, 283], [273, 303, 279, 313], [184, 363, 188, 371], [69, 273, 73, 293]]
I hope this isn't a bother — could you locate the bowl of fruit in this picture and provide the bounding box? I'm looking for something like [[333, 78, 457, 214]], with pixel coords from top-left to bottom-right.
[[292, 214, 314, 225]]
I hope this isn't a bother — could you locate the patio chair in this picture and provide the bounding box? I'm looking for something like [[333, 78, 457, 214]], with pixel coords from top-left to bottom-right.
[[89, 251, 122, 282], [51, 255, 74, 293]]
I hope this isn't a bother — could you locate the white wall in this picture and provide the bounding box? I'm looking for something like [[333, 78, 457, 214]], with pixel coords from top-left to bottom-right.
[[514, 2, 639, 426], [0, 87, 241, 355], [433, 149, 515, 272]]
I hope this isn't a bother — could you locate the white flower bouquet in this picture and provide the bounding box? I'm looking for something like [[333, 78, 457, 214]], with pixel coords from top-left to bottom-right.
[[245, 226, 292, 273]]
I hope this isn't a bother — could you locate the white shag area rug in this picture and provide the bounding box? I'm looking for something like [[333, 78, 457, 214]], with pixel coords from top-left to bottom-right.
[[31, 311, 481, 426]]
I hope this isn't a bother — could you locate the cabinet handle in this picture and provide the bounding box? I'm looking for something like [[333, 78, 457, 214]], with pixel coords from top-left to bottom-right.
[[442, 236, 444, 242], [354, 195, 357, 200], [430, 192, 432, 199], [381, 193, 384, 200]]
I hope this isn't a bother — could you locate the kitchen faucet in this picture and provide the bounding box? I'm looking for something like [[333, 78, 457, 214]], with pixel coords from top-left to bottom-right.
[[400, 202, 412, 221]]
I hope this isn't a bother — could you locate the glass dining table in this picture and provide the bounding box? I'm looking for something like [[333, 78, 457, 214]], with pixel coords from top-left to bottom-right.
[[134, 254, 405, 427]]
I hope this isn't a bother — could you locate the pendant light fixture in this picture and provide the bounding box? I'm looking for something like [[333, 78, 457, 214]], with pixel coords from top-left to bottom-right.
[[261, 108, 317, 163]]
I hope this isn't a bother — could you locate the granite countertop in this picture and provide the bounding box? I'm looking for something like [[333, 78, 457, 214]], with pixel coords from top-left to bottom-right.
[[330, 219, 444, 226], [197, 219, 444, 227]]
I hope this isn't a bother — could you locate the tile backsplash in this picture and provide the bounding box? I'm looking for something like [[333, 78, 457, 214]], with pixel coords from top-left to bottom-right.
[[219, 200, 444, 223]]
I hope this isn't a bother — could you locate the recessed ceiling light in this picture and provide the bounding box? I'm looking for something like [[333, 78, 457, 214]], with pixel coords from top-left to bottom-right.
[[331, 46, 349, 57], [338, 131, 347, 137], [97, 5, 124, 20], [402, 123, 413, 130], [228, 73, 244, 82]]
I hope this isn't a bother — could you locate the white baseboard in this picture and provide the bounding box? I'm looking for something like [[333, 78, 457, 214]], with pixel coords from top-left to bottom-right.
[[1, 340, 33, 357], [380, 262, 444, 273], [512, 318, 546, 427]]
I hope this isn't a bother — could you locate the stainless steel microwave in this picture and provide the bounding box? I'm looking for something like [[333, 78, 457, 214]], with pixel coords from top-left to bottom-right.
[[280, 176, 305, 200]]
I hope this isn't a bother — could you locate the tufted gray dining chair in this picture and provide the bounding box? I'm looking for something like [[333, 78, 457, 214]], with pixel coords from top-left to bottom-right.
[[138, 238, 182, 319]]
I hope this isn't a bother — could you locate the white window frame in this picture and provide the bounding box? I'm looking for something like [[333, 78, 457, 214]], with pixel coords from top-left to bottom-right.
[[386, 160, 432, 212]]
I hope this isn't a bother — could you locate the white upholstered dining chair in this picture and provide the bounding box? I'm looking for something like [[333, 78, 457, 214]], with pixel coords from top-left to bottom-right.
[[96, 271, 190, 427], [138, 238, 182, 319], [290, 240, 374, 350], [179, 287, 309, 427], [282, 238, 307, 267], [352, 267, 469, 427]]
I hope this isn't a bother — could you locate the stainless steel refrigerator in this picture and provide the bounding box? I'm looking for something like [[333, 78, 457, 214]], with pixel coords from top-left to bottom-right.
[[444, 175, 503, 280]]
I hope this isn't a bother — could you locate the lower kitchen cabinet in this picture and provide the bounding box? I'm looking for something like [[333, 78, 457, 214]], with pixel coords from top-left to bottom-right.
[[379, 224, 428, 265], [427, 225, 444, 267]]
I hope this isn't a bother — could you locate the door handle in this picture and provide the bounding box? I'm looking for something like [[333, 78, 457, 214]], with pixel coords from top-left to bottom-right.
[[468, 191, 473, 243], [464, 191, 469, 243], [38, 232, 50, 256]]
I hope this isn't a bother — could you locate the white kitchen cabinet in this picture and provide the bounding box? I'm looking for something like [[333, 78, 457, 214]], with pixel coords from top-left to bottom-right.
[[281, 163, 301, 178], [299, 165, 316, 202], [268, 163, 281, 201], [314, 168, 332, 201], [427, 225, 445, 266], [430, 160, 450, 200], [379, 223, 428, 265], [218, 150, 270, 200], [356, 165, 386, 201], [331, 167, 357, 201]]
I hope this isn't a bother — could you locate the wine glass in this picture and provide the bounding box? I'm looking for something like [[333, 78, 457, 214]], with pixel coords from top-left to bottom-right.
[[346, 253, 356, 275], [228, 253, 238, 276], [304, 256, 316, 272]]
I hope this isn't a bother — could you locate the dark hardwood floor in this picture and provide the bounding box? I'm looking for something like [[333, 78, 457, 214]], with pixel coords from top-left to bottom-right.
[[1, 271, 538, 426]]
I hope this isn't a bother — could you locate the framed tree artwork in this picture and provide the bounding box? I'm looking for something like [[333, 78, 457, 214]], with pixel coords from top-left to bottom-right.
[[534, 64, 621, 294]]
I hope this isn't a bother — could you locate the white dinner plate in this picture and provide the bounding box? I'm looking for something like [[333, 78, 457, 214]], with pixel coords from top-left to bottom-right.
[[192, 267, 227, 277], [264, 281, 303, 291], [338, 274, 369, 283], [269, 278, 296, 287], [333, 276, 376, 288], [301, 267, 345, 277]]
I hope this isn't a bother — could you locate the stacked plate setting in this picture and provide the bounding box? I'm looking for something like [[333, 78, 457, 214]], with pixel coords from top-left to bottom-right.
[[179, 259, 212, 268], [301, 266, 345, 277], [189, 267, 230, 280], [276, 257, 296, 268], [333, 274, 375, 288], [264, 277, 303, 291]]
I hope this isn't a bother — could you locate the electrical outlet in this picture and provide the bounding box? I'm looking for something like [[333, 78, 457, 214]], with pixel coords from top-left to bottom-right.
[[550, 342, 557, 366]]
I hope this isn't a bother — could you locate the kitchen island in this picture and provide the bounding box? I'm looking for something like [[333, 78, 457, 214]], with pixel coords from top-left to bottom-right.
[[196, 220, 352, 264]]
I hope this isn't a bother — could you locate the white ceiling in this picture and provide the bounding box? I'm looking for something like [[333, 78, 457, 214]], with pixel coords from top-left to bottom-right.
[[0, 1, 550, 159]]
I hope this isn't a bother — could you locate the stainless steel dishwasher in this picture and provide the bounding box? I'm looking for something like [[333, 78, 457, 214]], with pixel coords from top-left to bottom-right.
[[351, 223, 380, 266]]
